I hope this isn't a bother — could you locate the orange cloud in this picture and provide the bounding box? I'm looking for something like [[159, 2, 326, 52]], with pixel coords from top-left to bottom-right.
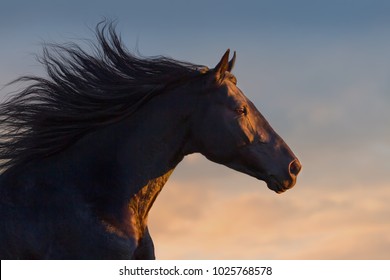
[[148, 178, 390, 259]]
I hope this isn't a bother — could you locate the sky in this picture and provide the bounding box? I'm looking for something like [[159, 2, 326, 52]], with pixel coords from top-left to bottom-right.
[[1, 0, 389, 259]]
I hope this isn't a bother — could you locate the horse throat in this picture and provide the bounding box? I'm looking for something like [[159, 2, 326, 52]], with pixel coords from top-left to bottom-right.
[[101, 169, 175, 243], [129, 168, 174, 238]]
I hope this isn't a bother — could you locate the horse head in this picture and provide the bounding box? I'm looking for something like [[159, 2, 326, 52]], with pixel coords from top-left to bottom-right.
[[190, 50, 301, 193]]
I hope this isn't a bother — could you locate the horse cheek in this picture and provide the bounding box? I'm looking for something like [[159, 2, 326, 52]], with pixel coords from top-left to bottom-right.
[[235, 117, 256, 146]]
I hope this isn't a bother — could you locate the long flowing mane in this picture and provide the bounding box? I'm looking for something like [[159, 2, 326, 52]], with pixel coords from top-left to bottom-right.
[[0, 22, 205, 171]]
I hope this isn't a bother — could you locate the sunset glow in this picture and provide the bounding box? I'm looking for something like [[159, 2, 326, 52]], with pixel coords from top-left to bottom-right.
[[1, 0, 389, 259]]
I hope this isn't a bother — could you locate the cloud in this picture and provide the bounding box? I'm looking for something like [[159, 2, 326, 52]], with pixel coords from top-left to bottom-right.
[[148, 177, 390, 259]]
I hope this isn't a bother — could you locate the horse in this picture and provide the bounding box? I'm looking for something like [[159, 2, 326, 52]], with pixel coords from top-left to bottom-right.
[[0, 23, 301, 259]]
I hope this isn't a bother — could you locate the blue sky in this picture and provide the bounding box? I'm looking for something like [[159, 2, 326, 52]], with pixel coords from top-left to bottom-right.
[[1, 0, 390, 259]]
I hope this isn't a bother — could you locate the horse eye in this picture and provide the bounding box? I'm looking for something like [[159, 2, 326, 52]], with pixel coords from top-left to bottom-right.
[[235, 106, 247, 116]]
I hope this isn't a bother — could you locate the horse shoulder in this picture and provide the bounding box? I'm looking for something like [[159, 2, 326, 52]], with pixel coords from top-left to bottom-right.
[[0, 160, 137, 259]]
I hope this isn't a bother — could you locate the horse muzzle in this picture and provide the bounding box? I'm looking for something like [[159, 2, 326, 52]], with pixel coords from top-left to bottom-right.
[[266, 159, 302, 194]]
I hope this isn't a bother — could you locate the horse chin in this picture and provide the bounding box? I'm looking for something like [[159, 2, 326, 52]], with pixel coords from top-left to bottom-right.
[[250, 172, 288, 194], [265, 176, 290, 194]]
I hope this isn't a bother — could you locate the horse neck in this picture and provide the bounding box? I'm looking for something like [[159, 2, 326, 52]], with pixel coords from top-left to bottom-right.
[[115, 87, 196, 186], [63, 85, 196, 236]]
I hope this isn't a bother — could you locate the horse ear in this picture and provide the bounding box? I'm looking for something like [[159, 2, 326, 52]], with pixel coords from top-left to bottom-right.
[[227, 51, 236, 72], [213, 49, 230, 79]]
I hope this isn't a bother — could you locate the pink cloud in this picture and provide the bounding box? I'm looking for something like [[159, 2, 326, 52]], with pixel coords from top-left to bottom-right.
[[148, 179, 390, 259]]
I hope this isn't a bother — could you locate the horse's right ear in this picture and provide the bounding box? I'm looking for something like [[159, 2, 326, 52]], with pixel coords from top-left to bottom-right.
[[227, 51, 236, 72], [213, 49, 230, 81]]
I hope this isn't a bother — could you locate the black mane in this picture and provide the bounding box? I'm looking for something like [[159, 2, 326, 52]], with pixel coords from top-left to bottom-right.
[[0, 22, 205, 171]]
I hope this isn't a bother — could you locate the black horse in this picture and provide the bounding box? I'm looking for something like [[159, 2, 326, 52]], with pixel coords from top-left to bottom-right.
[[0, 23, 301, 259]]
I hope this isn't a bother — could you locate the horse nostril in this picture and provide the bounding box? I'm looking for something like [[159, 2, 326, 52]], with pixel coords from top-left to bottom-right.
[[289, 159, 302, 176]]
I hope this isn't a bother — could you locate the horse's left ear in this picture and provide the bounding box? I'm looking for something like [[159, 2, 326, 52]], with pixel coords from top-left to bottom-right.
[[214, 49, 230, 78]]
